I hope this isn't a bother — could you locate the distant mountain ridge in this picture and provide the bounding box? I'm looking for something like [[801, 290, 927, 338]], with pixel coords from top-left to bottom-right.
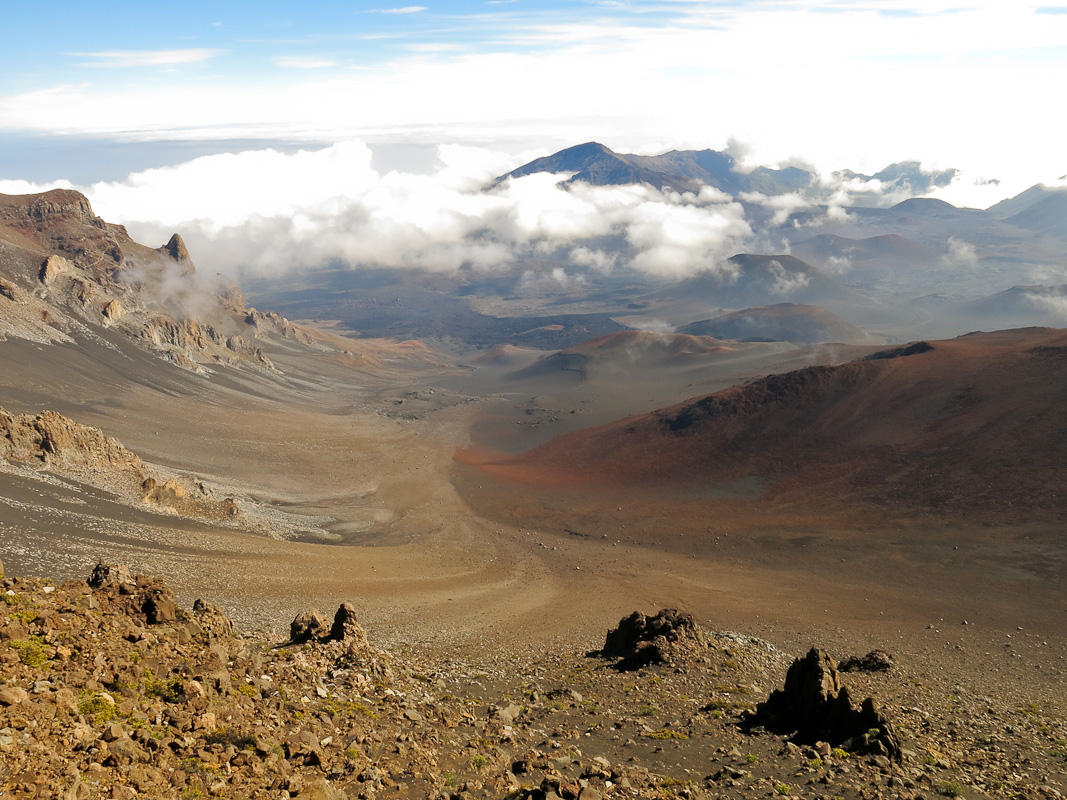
[[499, 142, 813, 196]]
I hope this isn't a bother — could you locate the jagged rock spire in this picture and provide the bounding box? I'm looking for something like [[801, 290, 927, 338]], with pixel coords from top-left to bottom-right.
[[161, 233, 191, 263]]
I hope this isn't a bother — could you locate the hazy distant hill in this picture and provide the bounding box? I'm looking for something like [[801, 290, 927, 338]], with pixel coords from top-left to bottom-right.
[[1005, 192, 1067, 237], [506, 331, 734, 383], [499, 142, 813, 196], [679, 303, 883, 346], [960, 284, 1067, 326], [792, 234, 937, 269], [650, 254, 882, 320], [987, 181, 1067, 218]]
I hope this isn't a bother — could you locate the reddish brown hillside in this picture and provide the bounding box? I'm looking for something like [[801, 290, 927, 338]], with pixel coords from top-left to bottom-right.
[[463, 327, 1067, 520]]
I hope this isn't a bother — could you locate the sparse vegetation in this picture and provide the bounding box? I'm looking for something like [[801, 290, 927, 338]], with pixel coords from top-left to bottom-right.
[[77, 693, 116, 725], [10, 637, 49, 668], [143, 671, 185, 703], [646, 728, 689, 740], [937, 780, 964, 797]]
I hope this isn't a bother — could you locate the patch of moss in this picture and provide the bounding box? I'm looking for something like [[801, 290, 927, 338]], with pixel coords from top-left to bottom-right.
[[143, 672, 185, 703], [10, 637, 49, 668], [77, 693, 116, 725], [646, 729, 689, 740]]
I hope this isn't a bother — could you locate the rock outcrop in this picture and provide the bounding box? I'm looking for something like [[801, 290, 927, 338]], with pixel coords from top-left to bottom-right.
[[102, 298, 123, 321], [598, 608, 706, 670], [0, 407, 146, 474], [2, 189, 341, 374], [88, 560, 178, 625], [751, 648, 902, 761], [839, 649, 895, 673], [38, 254, 71, 285], [1, 406, 242, 523], [289, 603, 391, 680]]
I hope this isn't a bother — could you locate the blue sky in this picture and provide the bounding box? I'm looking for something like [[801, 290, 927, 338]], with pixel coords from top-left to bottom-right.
[[2, 1, 1066, 203]]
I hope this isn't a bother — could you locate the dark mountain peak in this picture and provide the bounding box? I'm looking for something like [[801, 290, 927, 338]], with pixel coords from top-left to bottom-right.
[[562, 141, 615, 158], [501, 142, 621, 183], [498, 143, 812, 197]]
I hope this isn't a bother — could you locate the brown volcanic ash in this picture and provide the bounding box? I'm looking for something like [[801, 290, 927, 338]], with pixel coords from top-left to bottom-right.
[[463, 327, 1067, 520]]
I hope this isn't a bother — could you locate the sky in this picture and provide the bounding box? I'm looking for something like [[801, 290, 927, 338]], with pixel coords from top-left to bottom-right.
[[1, 0, 1065, 277]]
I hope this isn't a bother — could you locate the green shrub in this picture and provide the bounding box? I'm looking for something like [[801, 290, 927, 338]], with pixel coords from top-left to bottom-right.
[[78, 693, 116, 725], [10, 638, 49, 668], [937, 781, 964, 798], [204, 727, 257, 750], [143, 673, 185, 703]]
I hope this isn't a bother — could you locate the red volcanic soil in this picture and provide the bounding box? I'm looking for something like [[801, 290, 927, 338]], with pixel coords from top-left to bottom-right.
[[458, 327, 1067, 522]]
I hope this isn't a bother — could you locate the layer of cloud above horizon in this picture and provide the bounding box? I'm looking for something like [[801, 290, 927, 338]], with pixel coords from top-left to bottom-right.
[[0, 141, 982, 283], [0, 1, 1064, 203]]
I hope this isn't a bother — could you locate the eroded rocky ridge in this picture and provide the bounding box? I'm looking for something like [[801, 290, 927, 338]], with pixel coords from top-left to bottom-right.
[[0, 189, 327, 372], [0, 406, 240, 522]]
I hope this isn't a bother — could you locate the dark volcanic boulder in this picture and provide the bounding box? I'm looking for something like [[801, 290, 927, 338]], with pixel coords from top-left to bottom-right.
[[288, 602, 392, 679], [752, 648, 902, 761], [839, 649, 894, 673], [290, 609, 332, 644], [88, 561, 136, 593], [599, 609, 705, 670], [87, 561, 177, 625]]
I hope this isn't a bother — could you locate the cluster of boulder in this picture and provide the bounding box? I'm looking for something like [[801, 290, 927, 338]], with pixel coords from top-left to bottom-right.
[[749, 647, 903, 761], [596, 608, 706, 670], [1, 559, 935, 799]]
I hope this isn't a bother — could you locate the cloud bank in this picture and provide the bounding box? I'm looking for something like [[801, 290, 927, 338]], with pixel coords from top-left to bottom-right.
[[48, 142, 756, 281]]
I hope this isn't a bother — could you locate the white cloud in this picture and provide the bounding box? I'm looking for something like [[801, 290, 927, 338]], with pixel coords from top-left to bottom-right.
[[0, 178, 74, 195], [370, 5, 426, 12], [740, 191, 814, 225], [1024, 291, 1067, 319], [941, 236, 979, 268], [823, 255, 853, 276], [70, 142, 755, 281], [0, 3, 1061, 208], [570, 246, 617, 272], [68, 49, 221, 68], [767, 259, 810, 296]]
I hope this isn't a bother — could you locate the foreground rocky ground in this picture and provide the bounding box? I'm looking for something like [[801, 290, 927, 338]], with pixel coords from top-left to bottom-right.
[[0, 558, 1064, 800]]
